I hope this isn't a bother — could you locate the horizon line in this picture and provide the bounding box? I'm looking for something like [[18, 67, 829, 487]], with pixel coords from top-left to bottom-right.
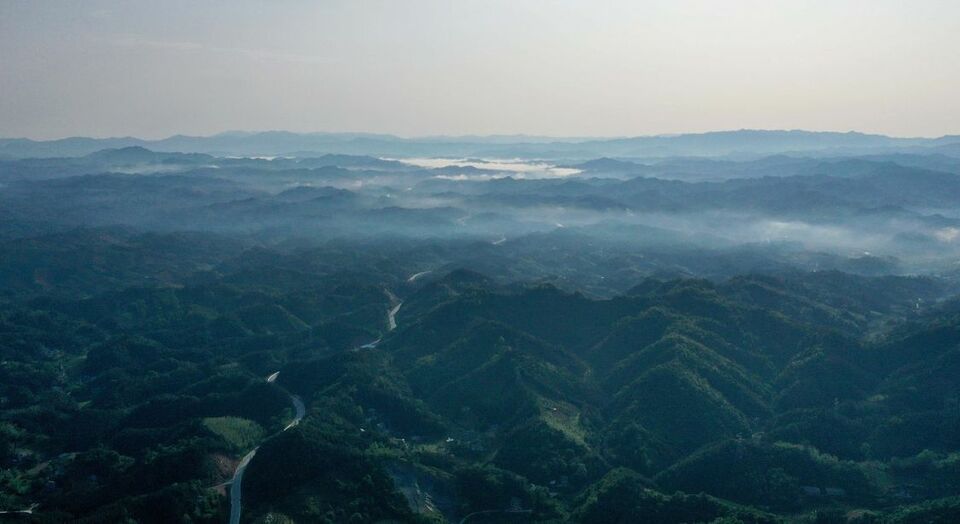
[[3, 128, 958, 143]]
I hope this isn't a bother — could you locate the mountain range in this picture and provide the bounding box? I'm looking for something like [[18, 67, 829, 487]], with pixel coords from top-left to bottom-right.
[[3, 130, 960, 160]]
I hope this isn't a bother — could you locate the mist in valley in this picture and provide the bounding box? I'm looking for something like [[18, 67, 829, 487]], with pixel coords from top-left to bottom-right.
[[6, 2, 960, 522]]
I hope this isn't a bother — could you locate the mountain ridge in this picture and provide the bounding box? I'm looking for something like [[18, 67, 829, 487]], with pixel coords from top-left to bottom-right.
[[3, 129, 959, 159]]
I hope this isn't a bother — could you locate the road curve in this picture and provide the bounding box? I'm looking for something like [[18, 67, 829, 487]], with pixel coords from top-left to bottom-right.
[[283, 395, 306, 431], [232, 296, 403, 521], [228, 448, 258, 524], [407, 270, 432, 283], [459, 509, 532, 523], [229, 373, 304, 524], [355, 298, 402, 351], [387, 302, 402, 331], [0, 503, 38, 515]]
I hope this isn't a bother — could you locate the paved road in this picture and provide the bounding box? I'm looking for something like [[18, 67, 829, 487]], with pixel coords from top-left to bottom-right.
[[0, 503, 38, 515], [228, 448, 257, 524], [388, 302, 402, 331], [459, 509, 532, 523], [232, 292, 406, 521], [283, 395, 306, 431], [356, 297, 403, 350], [228, 373, 304, 524], [407, 270, 432, 282]]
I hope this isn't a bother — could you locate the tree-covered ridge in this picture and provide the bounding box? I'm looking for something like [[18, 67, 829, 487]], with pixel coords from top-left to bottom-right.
[[2, 234, 959, 522]]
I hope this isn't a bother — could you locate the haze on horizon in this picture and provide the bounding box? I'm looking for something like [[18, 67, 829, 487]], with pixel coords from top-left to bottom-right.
[[1, 0, 959, 141]]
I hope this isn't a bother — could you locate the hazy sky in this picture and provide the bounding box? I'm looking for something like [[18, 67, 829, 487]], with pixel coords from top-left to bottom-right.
[[2, 0, 959, 139]]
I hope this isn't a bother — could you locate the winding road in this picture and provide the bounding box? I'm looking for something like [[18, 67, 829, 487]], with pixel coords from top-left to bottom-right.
[[0, 503, 38, 516], [283, 395, 306, 432], [407, 270, 432, 283], [228, 373, 304, 524], [387, 302, 402, 331], [459, 509, 532, 523], [228, 448, 257, 524], [230, 286, 409, 523], [356, 291, 403, 350]]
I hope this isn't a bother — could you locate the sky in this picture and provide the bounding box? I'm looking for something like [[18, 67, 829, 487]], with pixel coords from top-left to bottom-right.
[[1, 0, 959, 140]]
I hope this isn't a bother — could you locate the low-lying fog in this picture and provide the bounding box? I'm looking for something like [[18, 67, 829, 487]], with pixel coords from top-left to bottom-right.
[[3, 144, 960, 280], [394, 157, 582, 179]]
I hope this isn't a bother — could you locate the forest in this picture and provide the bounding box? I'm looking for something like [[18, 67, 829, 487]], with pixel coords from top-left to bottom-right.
[[2, 131, 960, 523]]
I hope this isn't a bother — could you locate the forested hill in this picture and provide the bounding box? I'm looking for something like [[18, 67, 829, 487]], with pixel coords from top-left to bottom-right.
[[3, 139, 960, 522], [3, 236, 960, 522]]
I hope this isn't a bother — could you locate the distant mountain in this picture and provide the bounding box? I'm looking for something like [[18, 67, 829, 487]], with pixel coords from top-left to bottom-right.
[[83, 146, 215, 165], [573, 157, 641, 170], [0, 136, 148, 158], [568, 157, 652, 178], [2, 129, 958, 159], [289, 154, 409, 170], [932, 142, 960, 157]]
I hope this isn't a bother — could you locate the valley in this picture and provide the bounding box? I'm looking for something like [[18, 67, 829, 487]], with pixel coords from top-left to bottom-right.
[[2, 132, 960, 522]]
